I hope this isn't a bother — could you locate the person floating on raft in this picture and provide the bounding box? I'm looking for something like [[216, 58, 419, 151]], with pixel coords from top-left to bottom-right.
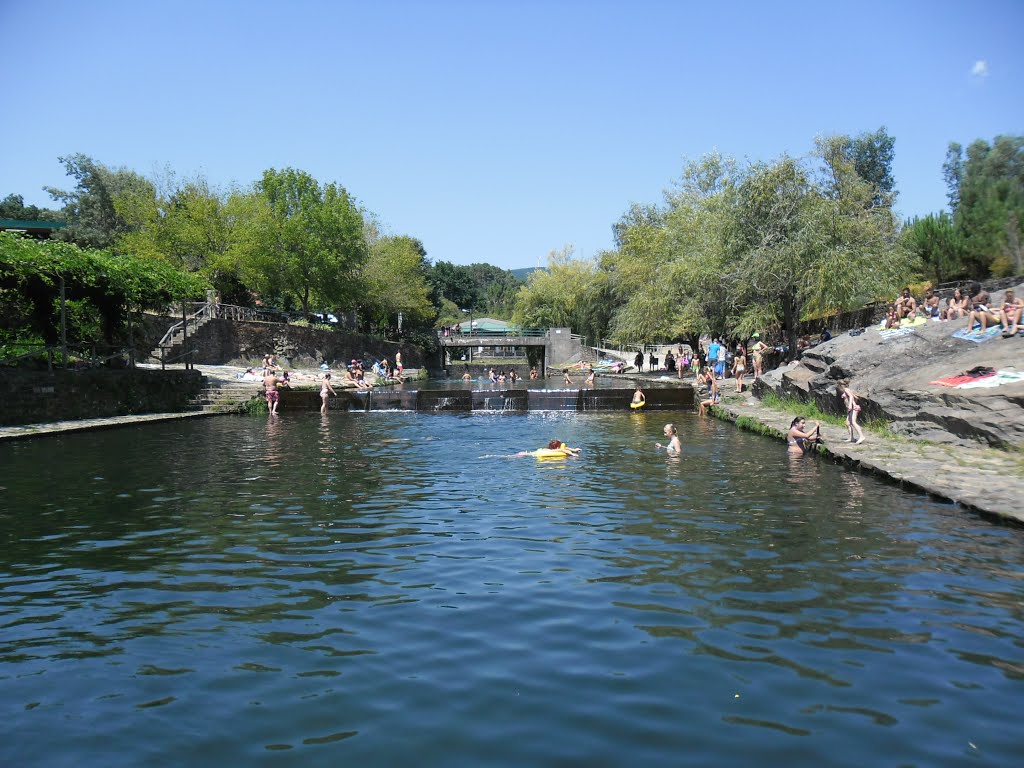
[[518, 439, 581, 459], [630, 385, 646, 410]]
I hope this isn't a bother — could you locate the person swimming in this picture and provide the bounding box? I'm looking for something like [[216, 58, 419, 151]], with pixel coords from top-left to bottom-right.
[[516, 439, 580, 458]]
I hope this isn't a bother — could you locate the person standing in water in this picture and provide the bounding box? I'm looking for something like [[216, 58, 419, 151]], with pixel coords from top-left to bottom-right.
[[655, 423, 681, 455], [320, 373, 336, 414], [631, 385, 646, 408], [263, 371, 280, 416], [787, 417, 821, 455]]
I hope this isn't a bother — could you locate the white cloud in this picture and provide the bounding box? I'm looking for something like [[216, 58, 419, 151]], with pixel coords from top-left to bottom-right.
[[971, 60, 989, 78]]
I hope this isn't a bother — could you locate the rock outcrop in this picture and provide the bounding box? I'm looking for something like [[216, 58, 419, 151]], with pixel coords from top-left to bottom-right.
[[754, 283, 1024, 449]]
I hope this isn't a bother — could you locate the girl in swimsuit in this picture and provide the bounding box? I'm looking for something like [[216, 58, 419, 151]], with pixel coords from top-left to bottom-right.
[[656, 423, 682, 455], [320, 373, 336, 414], [732, 346, 747, 393], [838, 380, 864, 444], [999, 289, 1023, 335]]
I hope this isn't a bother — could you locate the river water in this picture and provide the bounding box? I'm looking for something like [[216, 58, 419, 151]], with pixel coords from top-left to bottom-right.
[[2, 409, 1022, 766]]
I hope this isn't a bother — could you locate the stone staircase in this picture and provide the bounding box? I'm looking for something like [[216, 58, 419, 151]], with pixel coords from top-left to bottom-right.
[[187, 378, 262, 414], [150, 305, 214, 363]]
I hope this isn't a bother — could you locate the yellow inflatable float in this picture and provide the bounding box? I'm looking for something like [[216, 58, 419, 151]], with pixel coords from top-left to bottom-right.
[[532, 447, 577, 459], [530, 441, 580, 459]]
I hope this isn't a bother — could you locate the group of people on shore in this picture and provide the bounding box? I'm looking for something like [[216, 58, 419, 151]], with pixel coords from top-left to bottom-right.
[[258, 349, 409, 415], [885, 284, 1023, 335]]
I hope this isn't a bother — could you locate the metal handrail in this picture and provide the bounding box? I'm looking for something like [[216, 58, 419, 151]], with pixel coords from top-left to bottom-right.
[[156, 302, 211, 349]]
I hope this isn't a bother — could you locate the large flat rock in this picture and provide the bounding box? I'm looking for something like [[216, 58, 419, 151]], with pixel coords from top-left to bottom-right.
[[756, 283, 1024, 448]]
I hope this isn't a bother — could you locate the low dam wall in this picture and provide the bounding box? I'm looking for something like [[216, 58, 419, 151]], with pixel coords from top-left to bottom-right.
[[280, 386, 694, 412]]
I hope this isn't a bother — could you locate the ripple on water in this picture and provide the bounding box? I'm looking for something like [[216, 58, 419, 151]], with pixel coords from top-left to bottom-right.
[[0, 412, 1022, 766]]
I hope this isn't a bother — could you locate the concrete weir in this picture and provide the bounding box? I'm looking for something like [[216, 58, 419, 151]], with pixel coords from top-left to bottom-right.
[[280, 386, 694, 412]]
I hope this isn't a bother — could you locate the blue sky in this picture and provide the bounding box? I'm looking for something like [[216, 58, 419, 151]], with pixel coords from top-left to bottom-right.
[[1, 0, 1021, 270]]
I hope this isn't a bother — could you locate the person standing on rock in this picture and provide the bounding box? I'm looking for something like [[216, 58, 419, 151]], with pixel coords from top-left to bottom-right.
[[264, 371, 280, 416], [395, 351, 403, 377], [634, 351, 644, 372]]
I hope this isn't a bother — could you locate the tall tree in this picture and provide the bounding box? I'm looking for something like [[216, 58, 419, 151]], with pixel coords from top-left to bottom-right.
[[115, 172, 232, 272], [44, 154, 154, 249], [902, 212, 964, 284], [231, 168, 368, 314], [512, 246, 609, 345], [359, 235, 435, 334], [952, 135, 1024, 277]]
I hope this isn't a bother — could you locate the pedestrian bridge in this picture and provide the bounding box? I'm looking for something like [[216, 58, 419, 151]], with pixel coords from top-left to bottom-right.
[[439, 327, 584, 376]]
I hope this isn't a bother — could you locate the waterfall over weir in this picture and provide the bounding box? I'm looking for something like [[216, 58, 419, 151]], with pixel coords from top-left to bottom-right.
[[281, 386, 693, 412]]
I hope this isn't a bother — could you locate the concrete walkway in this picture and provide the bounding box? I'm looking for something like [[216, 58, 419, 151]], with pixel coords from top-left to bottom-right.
[[0, 410, 221, 442], [707, 384, 1024, 525]]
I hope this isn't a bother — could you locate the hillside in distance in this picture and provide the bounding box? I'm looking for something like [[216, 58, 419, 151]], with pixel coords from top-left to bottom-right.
[[510, 267, 541, 281]]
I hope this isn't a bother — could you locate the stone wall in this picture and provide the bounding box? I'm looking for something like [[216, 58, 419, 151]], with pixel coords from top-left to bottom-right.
[[0, 368, 204, 426], [161, 319, 433, 370]]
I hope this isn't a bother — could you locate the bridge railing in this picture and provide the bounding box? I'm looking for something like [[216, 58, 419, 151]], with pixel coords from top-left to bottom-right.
[[439, 327, 548, 339]]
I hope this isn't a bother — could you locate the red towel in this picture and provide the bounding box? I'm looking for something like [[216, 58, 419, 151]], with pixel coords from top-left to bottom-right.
[[930, 372, 997, 387]]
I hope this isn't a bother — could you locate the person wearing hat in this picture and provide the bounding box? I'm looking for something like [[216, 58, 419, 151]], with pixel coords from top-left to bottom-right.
[[751, 335, 769, 382]]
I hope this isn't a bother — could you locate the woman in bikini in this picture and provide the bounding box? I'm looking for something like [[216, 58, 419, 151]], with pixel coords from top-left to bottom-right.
[[787, 417, 821, 455], [941, 288, 969, 321], [837, 380, 865, 444], [998, 289, 1023, 336], [732, 345, 747, 393]]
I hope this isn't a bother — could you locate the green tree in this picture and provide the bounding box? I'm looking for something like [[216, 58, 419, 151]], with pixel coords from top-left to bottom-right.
[[846, 126, 896, 207], [44, 154, 154, 249], [360, 234, 435, 334], [428, 260, 480, 311], [952, 135, 1024, 276], [230, 168, 368, 314], [115, 172, 231, 272], [0, 194, 63, 221], [512, 246, 609, 344], [902, 212, 964, 284]]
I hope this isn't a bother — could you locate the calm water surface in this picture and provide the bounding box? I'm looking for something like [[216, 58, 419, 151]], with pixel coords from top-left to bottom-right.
[[1, 410, 1022, 766]]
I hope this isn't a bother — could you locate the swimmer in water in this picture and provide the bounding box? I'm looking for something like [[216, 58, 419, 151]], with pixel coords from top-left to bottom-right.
[[655, 423, 681, 455], [516, 439, 580, 458]]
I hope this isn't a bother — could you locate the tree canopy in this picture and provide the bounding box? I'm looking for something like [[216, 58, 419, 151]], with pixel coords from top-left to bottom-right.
[[0, 231, 207, 350]]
